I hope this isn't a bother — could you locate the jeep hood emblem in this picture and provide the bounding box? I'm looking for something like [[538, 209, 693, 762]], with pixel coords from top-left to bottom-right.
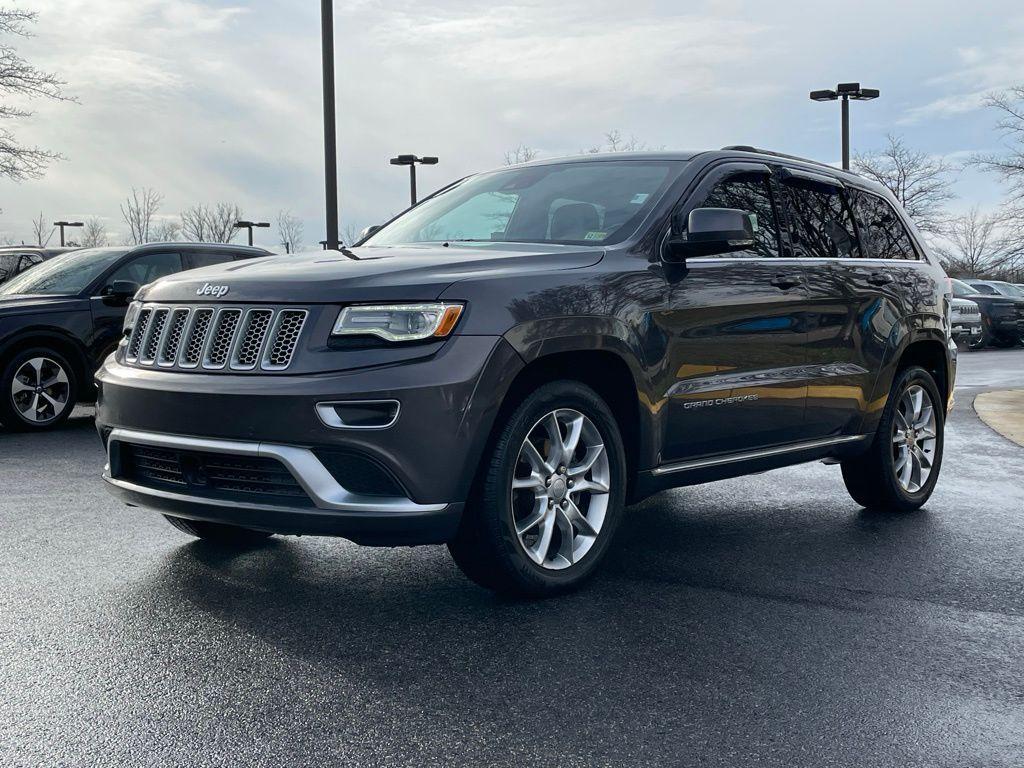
[[196, 282, 230, 298]]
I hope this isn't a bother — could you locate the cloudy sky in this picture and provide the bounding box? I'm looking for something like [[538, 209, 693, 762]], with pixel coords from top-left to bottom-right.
[[2, 0, 1024, 249]]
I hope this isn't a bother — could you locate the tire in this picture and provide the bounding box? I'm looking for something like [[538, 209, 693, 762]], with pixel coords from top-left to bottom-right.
[[989, 332, 1019, 349], [448, 380, 627, 597], [0, 347, 78, 431], [163, 515, 274, 544], [841, 366, 944, 512], [967, 329, 987, 350]]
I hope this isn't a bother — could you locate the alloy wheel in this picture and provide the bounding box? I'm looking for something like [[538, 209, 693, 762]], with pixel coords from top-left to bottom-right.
[[510, 408, 611, 570], [891, 383, 937, 493], [10, 357, 70, 424]]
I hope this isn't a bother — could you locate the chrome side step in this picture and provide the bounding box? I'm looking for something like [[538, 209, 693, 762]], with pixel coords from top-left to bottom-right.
[[652, 434, 868, 477]]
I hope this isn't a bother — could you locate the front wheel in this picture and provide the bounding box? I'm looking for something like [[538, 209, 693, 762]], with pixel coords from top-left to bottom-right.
[[841, 366, 944, 512], [448, 380, 627, 597], [0, 347, 78, 430]]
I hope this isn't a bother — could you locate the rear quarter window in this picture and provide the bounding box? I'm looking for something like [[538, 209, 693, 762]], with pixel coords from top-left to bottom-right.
[[848, 190, 919, 260]]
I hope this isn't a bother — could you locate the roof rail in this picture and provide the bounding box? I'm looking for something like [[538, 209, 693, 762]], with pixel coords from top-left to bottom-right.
[[720, 145, 850, 174]]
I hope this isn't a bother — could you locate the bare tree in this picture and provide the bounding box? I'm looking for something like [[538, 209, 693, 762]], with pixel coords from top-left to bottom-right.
[[853, 135, 956, 234], [80, 217, 108, 247], [932, 207, 1018, 277], [180, 205, 210, 242], [583, 129, 656, 154], [180, 202, 241, 243], [341, 223, 363, 247], [503, 144, 539, 166], [276, 210, 303, 252], [972, 85, 1024, 212], [0, 9, 74, 180], [150, 218, 181, 242], [31, 211, 49, 246], [120, 187, 163, 244]]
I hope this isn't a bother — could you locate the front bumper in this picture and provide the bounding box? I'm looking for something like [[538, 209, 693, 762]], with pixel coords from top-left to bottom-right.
[[95, 335, 525, 544], [951, 319, 982, 340]]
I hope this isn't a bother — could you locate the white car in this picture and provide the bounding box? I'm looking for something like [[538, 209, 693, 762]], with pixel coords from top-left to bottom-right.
[[951, 297, 983, 347]]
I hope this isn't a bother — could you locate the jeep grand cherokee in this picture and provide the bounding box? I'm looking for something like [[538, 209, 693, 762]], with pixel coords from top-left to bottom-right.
[[95, 149, 955, 595]]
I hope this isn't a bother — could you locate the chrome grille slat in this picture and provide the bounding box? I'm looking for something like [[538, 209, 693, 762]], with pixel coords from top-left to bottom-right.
[[203, 309, 243, 369], [158, 309, 191, 367], [180, 309, 214, 368], [230, 309, 274, 370], [126, 309, 152, 362], [263, 310, 307, 371], [123, 304, 307, 373], [140, 308, 170, 364]]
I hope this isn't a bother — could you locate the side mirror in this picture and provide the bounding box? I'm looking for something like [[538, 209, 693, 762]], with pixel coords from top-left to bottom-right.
[[664, 207, 757, 262], [356, 225, 382, 244], [102, 280, 140, 306]]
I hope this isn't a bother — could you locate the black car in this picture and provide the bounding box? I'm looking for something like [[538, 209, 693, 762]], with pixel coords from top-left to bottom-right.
[[953, 279, 1023, 348], [0, 242, 270, 430], [96, 149, 955, 595], [0, 246, 72, 284]]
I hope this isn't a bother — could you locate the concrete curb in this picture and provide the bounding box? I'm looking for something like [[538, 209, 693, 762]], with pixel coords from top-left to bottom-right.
[[973, 390, 1024, 448]]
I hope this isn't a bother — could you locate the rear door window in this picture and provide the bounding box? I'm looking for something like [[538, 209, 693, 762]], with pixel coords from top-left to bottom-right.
[[848, 190, 918, 260], [106, 252, 183, 286], [695, 172, 781, 258], [186, 251, 240, 270], [781, 180, 859, 259]]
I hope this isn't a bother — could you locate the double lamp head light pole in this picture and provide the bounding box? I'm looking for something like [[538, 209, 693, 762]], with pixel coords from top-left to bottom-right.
[[809, 82, 880, 170]]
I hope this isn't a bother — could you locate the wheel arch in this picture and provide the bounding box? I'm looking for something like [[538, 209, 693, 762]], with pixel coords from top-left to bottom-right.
[[480, 322, 657, 502], [0, 328, 91, 400], [861, 328, 952, 436]]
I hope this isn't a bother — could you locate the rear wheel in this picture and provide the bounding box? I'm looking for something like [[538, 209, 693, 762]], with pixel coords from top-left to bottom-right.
[[163, 515, 273, 544], [0, 347, 78, 430], [448, 380, 627, 597], [989, 332, 1019, 348], [841, 366, 944, 512]]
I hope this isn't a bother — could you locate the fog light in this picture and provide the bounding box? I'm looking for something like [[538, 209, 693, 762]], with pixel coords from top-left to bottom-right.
[[315, 400, 400, 429]]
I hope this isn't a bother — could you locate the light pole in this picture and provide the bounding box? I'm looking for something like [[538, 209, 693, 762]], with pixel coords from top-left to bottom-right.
[[321, 0, 339, 250], [809, 82, 879, 170], [233, 220, 270, 246], [389, 154, 439, 206], [53, 220, 83, 247]]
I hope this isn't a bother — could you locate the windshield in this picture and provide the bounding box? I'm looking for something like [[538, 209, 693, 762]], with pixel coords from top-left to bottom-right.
[[993, 281, 1024, 298], [950, 279, 980, 297], [0, 248, 124, 296], [365, 160, 685, 247]]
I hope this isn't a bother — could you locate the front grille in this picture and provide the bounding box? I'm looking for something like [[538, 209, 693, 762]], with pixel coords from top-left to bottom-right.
[[121, 444, 312, 505], [123, 304, 308, 372]]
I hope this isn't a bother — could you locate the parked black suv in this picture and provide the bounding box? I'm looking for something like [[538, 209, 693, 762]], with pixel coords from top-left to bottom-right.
[[0, 246, 72, 284], [96, 150, 955, 595], [952, 278, 1023, 348], [0, 242, 269, 430]]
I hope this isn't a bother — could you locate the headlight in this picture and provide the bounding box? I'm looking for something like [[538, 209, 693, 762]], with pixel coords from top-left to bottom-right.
[[332, 303, 464, 342], [122, 301, 141, 335]]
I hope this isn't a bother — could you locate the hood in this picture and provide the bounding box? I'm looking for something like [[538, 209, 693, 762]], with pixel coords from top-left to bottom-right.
[[964, 293, 1022, 308], [139, 243, 605, 304], [0, 294, 86, 316]]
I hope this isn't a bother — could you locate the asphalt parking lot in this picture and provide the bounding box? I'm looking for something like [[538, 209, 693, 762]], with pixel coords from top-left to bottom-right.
[[2, 349, 1023, 767]]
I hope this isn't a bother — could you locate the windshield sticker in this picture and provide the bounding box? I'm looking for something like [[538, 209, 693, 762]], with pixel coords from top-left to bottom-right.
[[584, 231, 608, 240], [630, 193, 650, 204]]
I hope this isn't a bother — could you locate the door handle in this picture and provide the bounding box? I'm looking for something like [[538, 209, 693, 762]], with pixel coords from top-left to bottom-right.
[[770, 274, 802, 290], [867, 271, 894, 286]]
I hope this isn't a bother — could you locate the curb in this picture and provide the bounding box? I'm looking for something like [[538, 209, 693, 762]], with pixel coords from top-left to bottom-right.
[[973, 390, 1024, 448]]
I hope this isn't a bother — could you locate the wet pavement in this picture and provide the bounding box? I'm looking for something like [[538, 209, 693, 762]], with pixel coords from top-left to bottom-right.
[[1, 348, 1023, 767]]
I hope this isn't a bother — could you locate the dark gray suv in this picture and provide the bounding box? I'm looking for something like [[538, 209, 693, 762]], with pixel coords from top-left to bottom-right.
[[96, 149, 956, 595]]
